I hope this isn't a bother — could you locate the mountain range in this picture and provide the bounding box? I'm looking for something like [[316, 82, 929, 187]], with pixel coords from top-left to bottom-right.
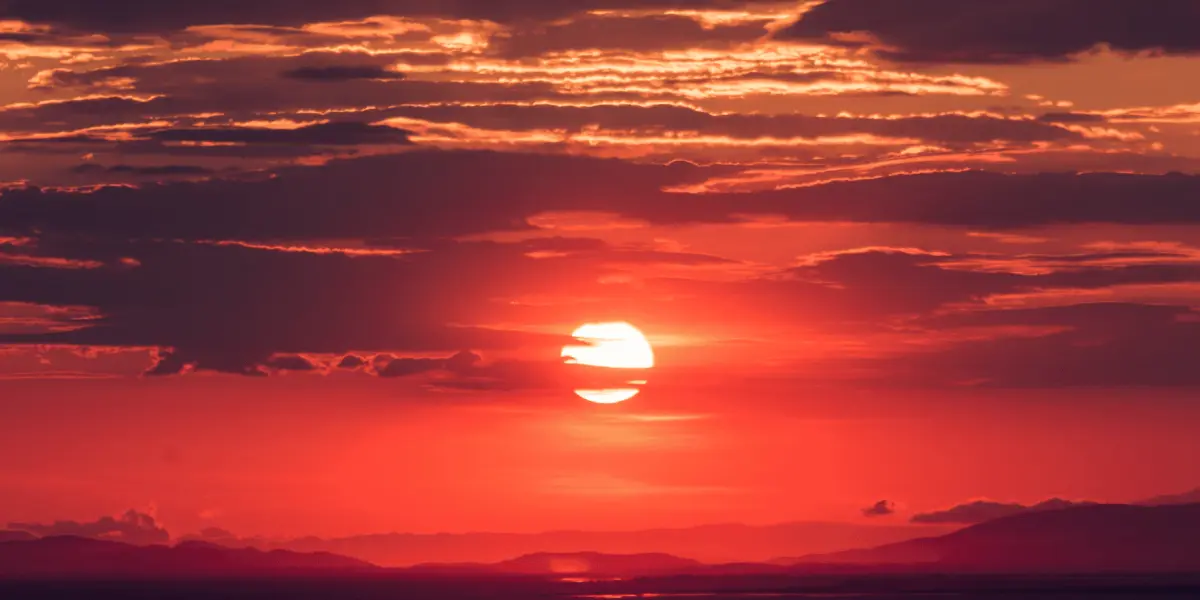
[[0, 537, 375, 578], [210, 521, 951, 566], [408, 551, 704, 578], [3, 503, 1199, 579], [786, 503, 1200, 573]]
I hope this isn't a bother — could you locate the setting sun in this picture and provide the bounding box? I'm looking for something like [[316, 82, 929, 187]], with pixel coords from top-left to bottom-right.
[[562, 322, 655, 404]]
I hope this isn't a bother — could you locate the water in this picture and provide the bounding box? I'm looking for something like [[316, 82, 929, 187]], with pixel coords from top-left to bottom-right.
[[0, 579, 1196, 599]]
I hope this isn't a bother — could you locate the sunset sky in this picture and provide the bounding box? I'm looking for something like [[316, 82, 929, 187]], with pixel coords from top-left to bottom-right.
[[2, 0, 1200, 541]]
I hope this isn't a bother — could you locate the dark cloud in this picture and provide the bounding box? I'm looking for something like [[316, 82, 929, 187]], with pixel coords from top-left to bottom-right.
[[780, 0, 1200, 64], [654, 250, 1200, 329], [0, 0, 793, 33], [0, 239, 593, 376], [3, 94, 1077, 154], [862, 501, 895, 518], [0, 28, 123, 47], [281, 65, 407, 82], [491, 14, 769, 57], [7, 136, 395, 164], [164, 22, 436, 51], [337, 355, 368, 370], [26, 55, 572, 118], [379, 103, 1081, 146], [912, 499, 1092, 524], [468, 236, 736, 267], [377, 357, 436, 379], [1038, 112, 1109, 124], [30, 51, 405, 94], [0, 234, 731, 379], [0, 96, 187, 135], [145, 122, 412, 146], [925, 303, 1196, 332], [265, 355, 319, 372], [375, 351, 479, 378], [630, 171, 1200, 230], [445, 350, 484, 373], [7, 164, 1200, 383], [789, 250, 1020, 316], [369, 351, 637, 392], [104, 164, 216, 176], [0, 31, 39, 42], [7, 510, 170, 545], [4, 146, 1200, 386], [633, 260, 1200, 388], [429, 358, 648, 393], [146, 348, 271, 377], [7, 153, 1200, 248], [71, 163, 216, 177], [0, 150, 711, 241], [886, 303, 1200, 387]]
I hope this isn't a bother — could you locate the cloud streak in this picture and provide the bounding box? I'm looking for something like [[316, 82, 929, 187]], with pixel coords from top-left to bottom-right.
[[8, 510, 170, 545], [781, 0, 1200, 64]]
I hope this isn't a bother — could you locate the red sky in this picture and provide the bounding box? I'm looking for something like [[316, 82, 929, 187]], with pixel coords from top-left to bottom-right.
[[2, 0, 1200, 542]]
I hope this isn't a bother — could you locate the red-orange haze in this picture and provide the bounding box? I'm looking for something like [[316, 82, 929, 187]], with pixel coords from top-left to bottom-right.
[[0, 0, 1199, 567]]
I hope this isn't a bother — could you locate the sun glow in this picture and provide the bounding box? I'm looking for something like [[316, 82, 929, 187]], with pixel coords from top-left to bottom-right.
[[562, 322, 654, 404]]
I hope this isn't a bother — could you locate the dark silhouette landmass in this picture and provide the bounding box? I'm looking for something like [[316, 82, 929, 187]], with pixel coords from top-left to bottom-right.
[[786, 503, 1200, 573], [908, 488, 1200, 525], [0, 537, 376, 578], [408, 551, 703, 577], [265, 521, 948, 566], [1140, 488, 1200, 506], [0, 530, 37, 543], [3, 504, 1200, 582], [910, 497, 1095, 524]]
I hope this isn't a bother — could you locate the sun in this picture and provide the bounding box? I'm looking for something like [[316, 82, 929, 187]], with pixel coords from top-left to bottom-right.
[[561, 322, 654, 404]]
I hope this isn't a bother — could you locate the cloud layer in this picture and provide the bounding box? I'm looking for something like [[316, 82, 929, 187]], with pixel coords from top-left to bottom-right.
[[782, 0, 1200, 64], [0, 0, 1198, 389], [8, 510, 170, 545]]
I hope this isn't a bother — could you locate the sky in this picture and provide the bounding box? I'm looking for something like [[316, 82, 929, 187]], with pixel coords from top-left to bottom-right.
[[2, 0, 1200, 541]]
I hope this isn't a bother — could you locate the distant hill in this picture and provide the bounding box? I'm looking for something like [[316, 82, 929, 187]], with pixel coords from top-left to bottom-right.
[[410, 551, 703, 577], [0, 537, 377, 578], [6, 504, 1200, 579], [784, 503, 1200, 573], [271, 522, 949, 566], [1141, 488, 1200, 506], [0, 531, 36, 543]]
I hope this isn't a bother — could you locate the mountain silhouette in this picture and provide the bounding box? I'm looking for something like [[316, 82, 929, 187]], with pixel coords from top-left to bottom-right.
[[267, 521, 948, 566], [4, 505, 1200, 579], [1140, 488, 1200, 506], [785, 503, 1200, 573], [409, 551, 704, 577], [0, 536, 376, 578], [0, 531, 36, 543]]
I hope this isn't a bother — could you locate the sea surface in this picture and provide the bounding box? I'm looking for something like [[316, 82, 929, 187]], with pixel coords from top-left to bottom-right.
[[1, 577, 1198, 599]]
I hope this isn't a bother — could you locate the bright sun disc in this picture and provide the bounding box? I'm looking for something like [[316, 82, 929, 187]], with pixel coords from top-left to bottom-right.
[[562, 322, 654, 404]]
